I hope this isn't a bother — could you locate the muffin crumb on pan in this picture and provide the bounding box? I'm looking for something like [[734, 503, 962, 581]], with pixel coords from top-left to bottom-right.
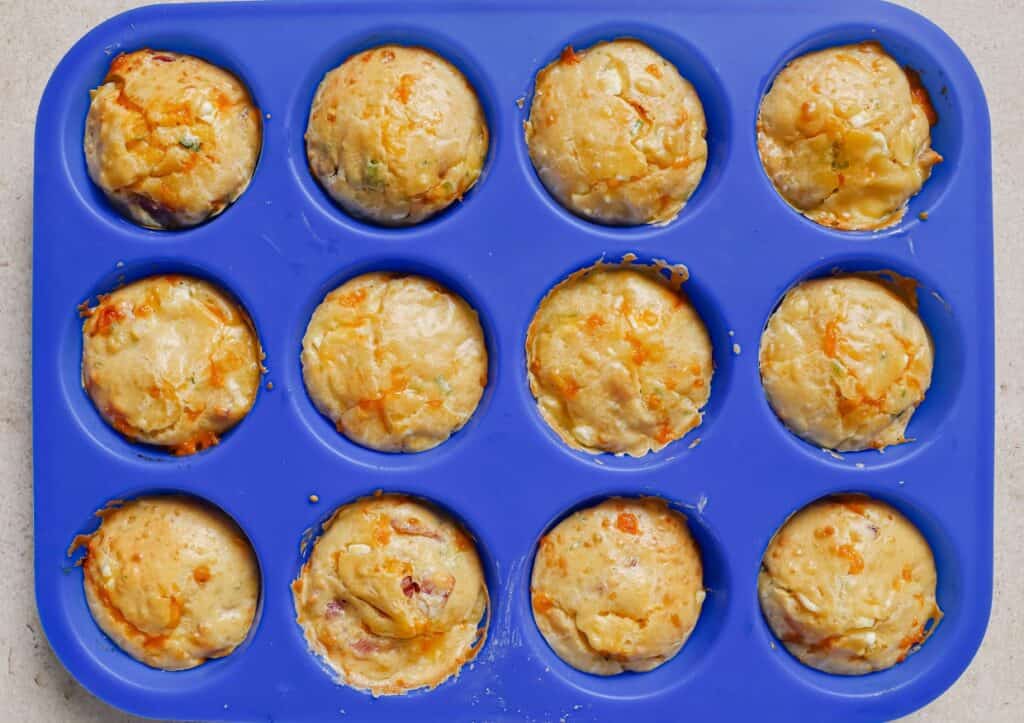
[[84, 49, 261, 230], [530, 497, 704, 674], [72, 496, 260, 671], [301, 272, 487, 453], [757, 41, 941, 231], [525, 39, 708, 226], [80, 274, 263, 455], [292, 494, 489, 695], [759, 274, 933, 452], [526, 259, 712, 457], [758, 494, 941, 674], [305, 45, 488, 226]]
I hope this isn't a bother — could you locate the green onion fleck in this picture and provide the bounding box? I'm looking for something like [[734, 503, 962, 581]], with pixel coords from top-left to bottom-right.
[[364, 159, 386, 190]]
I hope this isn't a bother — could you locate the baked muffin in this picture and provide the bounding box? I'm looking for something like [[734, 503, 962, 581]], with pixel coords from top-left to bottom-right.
[[759, 275, 933, 451], [81, 275, 262, 455], [85, 49, 261, 229], [526, 264, 712, 457], [757, 41, 941, 230], [292, 494, 489, 695], [531, 497, 704, 674], [306, 45, 488, 226], [759, 494, 942, 674], [301, 272, 487, 452], [75, 496, 260, 670], [525, 39, 707, 225]]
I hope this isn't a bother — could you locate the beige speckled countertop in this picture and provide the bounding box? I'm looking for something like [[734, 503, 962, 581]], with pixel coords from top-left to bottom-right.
[[0, 1, 1020, 720]]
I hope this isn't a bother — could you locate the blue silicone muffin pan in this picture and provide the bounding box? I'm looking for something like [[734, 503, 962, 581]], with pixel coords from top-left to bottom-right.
[[32, 1, 993, 720]]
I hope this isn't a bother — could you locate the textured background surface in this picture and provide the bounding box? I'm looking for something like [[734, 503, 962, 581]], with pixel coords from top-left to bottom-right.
[[0, 0, 1019, 720]]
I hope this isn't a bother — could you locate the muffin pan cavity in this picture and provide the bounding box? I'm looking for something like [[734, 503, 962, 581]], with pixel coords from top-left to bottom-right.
[[519, 252, 735, 472], [756, 23, 965, 239], [515, 21, 732, 240], [754, 488, 965, 702], [288, 256, 498, 472], [33, 2, 991, 721], [518, 491, 732, 700], [59, 490, 265, 697], [757, 255, 965, 470], [289, 489, 497, 692], [286, 26, 501, 236], [62, 32, 266, 236], [59, 259, 266, 464]]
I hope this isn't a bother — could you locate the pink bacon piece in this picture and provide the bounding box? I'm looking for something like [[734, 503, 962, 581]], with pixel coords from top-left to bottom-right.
[[401, 575, 421, 598], [324, 599, 347, 618]]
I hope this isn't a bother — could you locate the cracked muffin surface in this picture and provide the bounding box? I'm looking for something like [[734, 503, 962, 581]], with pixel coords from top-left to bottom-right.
[[526, 265, 711, 457], [301, 272, 487, 452], [530, 497, 704, 675], [76, 496, 259, 671], [292, 495, 489, 695], [758, 494, 941, 674], [85, 49, 261, 229], [757, 41, 941, 230], [305, 45, 488, 226], [758, 275, 933, 452], [81, 275, 262, 455], [525, 39, 707, 225]]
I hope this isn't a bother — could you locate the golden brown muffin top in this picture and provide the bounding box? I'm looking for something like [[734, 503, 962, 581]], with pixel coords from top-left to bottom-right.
[[306, 45, 488, 226], [526, 39, 707, 225], [757, 42, 940, 230], [85, 49, 261, 229], [75, 496, 260, 670], [759, 494, 941, 674], [531, 497, 704, 674], [527, 263, 712, 457], [81, 275, 263, 455], [292, 494, 488, 694]]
